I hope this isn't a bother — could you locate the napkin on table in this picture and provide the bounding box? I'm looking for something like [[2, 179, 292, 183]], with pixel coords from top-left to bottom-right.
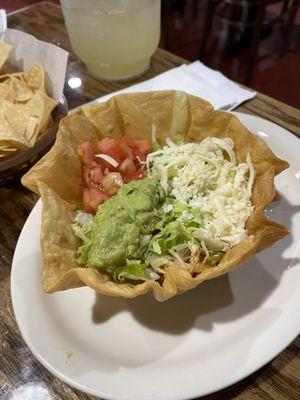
[[95, 61, 256, 111]]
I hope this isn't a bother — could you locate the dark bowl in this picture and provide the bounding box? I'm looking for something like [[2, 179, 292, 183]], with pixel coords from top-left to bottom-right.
[[0, 95, 68, 186]]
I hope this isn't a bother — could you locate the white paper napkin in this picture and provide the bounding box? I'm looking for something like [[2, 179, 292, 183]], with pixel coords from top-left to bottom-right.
[[95, 61, 256, 110]]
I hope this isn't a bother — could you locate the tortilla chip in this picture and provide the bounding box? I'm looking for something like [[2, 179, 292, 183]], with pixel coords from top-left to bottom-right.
[[22, 91, 289, 301], [0, 79, 15, 101], [12, 77, 34, 102], [24, 116, 38, 144], [26, 87, 57, 134], [2, 101, 31, 131], [0, 71, 23, 82], [24, 63, 45, 90], [0, 100, 45, 147], [0, 62, 57, 152], [0, 111, 30, 148], [0, 42, 12, 70], [0, 76, 34, 103]]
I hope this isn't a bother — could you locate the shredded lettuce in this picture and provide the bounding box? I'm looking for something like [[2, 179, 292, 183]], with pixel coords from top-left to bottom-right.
[[109, 260, 148, 282], [149, 221, 189, 255], [72, 222, 92, 265], [143, 197, 205, 269]]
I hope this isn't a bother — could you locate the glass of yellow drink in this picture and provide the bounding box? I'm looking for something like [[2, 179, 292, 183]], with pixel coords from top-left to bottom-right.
[[60, 0, 161, 80]]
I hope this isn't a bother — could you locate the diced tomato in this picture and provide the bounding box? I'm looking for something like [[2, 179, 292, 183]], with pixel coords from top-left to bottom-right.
[[90, 165, 103, 183], [273, 190, 281, 201], [101, 172, 124, 195], [118, 142, 133, 159], [98, 138, 117, 152], [82, 166, 92, 187], [123, 168, 145, 183], [82, 164, 103, 187], [132, 150, 146, 163], [119, 157, 136, 176], [97, 138, 123, 163], [134, 139, 151, 156], [97, 135, 151, 165], [118, 135, 137, 159], [78, 142, 95, 165], [80, 135, 150, 209], [120, 134, 136, 148], [83, 187, 110, 213], [131, 140, 151, 162]]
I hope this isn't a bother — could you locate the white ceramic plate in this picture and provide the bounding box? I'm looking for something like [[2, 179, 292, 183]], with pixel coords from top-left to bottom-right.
[[11, 113, 300, 400]]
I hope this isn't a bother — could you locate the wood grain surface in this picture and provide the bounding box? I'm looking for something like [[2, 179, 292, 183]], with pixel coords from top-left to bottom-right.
[[0, 2, 299, 400]]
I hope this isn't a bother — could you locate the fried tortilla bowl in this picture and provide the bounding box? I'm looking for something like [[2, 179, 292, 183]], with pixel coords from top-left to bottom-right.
[[22, 91, 289, 302]]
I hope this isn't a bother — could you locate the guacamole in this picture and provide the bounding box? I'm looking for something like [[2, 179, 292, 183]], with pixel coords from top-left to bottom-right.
[[79, 178, 165, 272]]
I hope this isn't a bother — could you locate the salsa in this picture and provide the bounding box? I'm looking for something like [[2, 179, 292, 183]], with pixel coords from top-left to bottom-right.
[[77, 134, 151, 213]]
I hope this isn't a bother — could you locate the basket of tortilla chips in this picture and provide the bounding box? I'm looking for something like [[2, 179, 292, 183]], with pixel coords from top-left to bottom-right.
[[22, 91, 289, 302], [0, 42, 67, 185]]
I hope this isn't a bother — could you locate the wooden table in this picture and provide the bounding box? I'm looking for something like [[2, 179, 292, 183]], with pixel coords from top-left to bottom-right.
[[1, 2, 299, 399]]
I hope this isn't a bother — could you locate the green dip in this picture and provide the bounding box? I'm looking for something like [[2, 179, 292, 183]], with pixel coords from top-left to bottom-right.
[[78, 178, 165, 274]]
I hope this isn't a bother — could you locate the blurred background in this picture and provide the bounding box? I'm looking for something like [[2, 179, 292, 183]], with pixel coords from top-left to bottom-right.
[[1, 0, 299, 108]]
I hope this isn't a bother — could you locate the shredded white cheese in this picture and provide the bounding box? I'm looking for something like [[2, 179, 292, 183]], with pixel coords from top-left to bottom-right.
[[147, 137, 255, 252]]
